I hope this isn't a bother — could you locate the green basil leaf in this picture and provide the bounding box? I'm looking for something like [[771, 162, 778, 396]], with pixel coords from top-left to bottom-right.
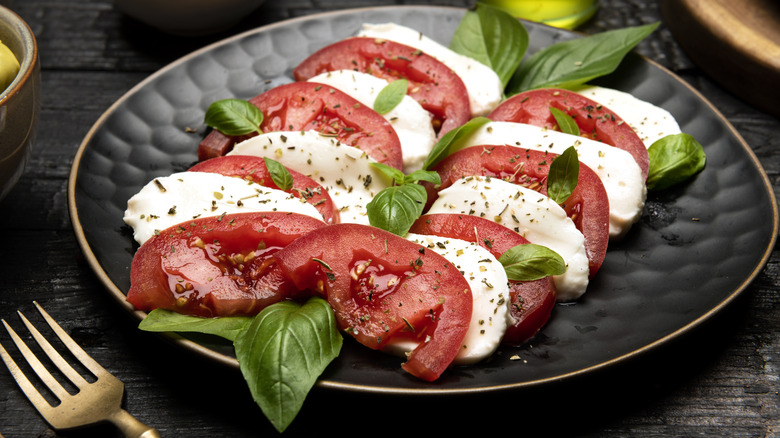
[[547, 145, 579, 203], [498, 243, 566, 282], [373, 79, 408, 115], [450, 2, 529, 87], [507, 22, 660, 94], [366, 184, 427, 236], [403, 169, 442, 185], [138, 309, 251, 342], [234, 298, 342, 433], [370, 162, 406, 186], [264, 157, 294, 191], [204, 98, 264, 136], [422, 116, 491, 170], [549, 107, 580, 136], [646, 133, 706, 192]]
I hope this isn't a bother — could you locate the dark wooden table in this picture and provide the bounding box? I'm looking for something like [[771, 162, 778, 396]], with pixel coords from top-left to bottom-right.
[[1, 0, 778, 436]]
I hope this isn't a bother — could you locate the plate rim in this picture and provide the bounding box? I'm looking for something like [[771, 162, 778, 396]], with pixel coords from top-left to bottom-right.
[[67, 4, 779, 395]]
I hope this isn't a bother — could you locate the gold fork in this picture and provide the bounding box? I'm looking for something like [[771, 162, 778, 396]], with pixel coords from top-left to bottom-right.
[[0, 301, 160, 437]]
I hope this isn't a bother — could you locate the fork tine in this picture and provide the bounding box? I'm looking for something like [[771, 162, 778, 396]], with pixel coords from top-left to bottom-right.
[[18, 309, 89, 389], [31, 301, 107, 378], [1, 318, 71, 404], [0, 335, 54, 415]]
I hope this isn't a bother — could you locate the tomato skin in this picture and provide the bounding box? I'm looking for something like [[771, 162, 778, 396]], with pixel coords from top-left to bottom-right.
[[426, 145, 609, 277], [272, 223, 472, 382], [198, 82, 403, 169], [127, 212, 327, 318], [489, 88, 649, 180], [188, 155, 339, 224], [409, 214, 557, 346], [293, 37, 471, 136]]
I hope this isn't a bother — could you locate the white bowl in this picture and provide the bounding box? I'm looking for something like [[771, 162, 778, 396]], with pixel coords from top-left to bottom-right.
[[0, 5, 40, 202], [115, 0, 267, 36]]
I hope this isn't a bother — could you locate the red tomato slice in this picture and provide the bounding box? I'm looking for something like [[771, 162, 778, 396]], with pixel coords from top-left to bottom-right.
[[198, 82, 404, 169], [409, 213, 557, 346], [293, 37, 471, 136], [426, 145, 609, 277], [272, 223, 472, 382], [127, 212, 327, 318], [188, 155, 339, 224], [489, 88, 649, 180]]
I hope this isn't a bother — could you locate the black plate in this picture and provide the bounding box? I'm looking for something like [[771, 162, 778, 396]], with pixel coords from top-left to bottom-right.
[[68, 6, 778, 394]]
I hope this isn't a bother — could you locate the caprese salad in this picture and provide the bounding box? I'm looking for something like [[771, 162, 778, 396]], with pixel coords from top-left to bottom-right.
[[123, 3, 706, 432]]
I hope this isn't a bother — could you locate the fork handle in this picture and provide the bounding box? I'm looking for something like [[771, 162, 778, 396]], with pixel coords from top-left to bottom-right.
[[109, 408, 162, 438]]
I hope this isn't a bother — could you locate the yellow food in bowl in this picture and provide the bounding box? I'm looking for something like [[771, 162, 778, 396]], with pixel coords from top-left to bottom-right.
[[0, 39, 19, 92]]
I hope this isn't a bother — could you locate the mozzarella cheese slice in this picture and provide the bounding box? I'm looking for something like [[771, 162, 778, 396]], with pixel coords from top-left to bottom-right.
[[124, 171, 322, 245], [228, 130, 391, 225], [427, 176, 590, 301], [308, 70, 436, 173], [456, 120, 647, 239], [384, 233, 511, 365], [357, 22, 503, 117], [572, 84, 682, 148]]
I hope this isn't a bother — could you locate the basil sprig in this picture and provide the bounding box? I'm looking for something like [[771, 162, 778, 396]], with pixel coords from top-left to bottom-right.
[[646, 133, 706, 192], [139, 308, 251, 341], [422, 116, 491, 170], [367, 163, 441, 236], [547, 145, 580, 204], [204, 98, 264, 136], [264, 157, 294, 191], [549, 107, 580, 136], [450, 2, 528, 87], [373, 79, 408, 114], [499, 243, 566, 281], [235, 298, 342, 433], [139, 297, 342, 433], [507, 22, 659, 94]]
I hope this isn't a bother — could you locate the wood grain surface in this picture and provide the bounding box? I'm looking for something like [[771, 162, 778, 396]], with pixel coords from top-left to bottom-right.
[[0, 0, 778, 437]]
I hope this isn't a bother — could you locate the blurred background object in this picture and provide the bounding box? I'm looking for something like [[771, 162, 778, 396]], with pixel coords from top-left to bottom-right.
[[661, 0, 780, 119], [114, 0, 267, 36], [481, 0, 598, 29], [0, 4, 39, 201]]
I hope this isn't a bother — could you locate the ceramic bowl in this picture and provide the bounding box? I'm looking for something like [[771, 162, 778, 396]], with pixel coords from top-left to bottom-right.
[[0, 5, 40, 202], [115, 0, 267, 36]]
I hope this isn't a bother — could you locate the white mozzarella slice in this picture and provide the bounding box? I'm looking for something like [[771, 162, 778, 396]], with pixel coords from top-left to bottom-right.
[[457, 120, 647, 239], [357, 22, 503, 117], [572, 84, 682, 148], [307, 70, 436, 172], [427, 176, 590, 301], [384, 233, 511, 365], [228, 130, 391, 225], [124, 171, 321, 245]]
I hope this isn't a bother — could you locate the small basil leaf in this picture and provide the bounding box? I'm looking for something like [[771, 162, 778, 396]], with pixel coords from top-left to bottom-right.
[[139, 309, 251, 342], [507, 22, 660, 94], [450, 3, 529, 87], [403, 169, 442, 185], [366, 184, 427, 236], [547, 145, 580, 203], [204, 98, 264, 136], [234, 298, 342, 433], [264, 157, 294, 191], [370, 162, 406, 186], [373, 79, 408, 115], [498, 243, 566, 282], [550, 107, 580, 136], [646, 133, 706, 192], [423, 116, 491, 170]]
